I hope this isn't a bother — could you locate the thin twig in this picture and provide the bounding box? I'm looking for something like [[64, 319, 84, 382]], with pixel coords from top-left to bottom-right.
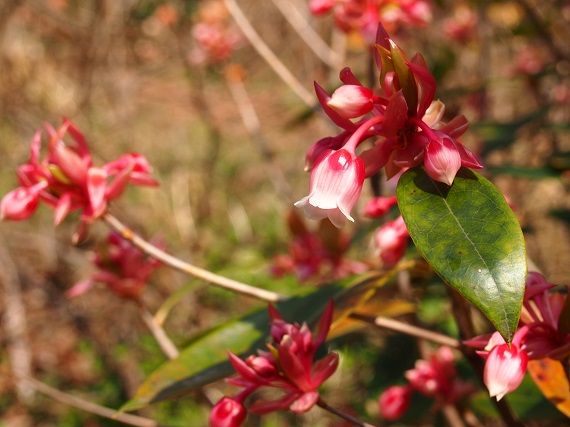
[[350, 313, 461, 349], [269, 0, 342, 68], [103, 212, 286, 303], [138, 305, 179, 360], [17, 376, 158, 427], [317, 398, 380, 427], [224, 66, 293, 201], [0, 232, 34, 403], [224, 0, 314, 107]]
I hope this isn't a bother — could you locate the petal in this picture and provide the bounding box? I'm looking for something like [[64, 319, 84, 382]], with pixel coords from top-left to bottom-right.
[[248, 392, 298, 415], [289, 391, 319, 414], [314, 81, 355, 130], [424, 138, 462, 186], [86, 167, 108, 218]]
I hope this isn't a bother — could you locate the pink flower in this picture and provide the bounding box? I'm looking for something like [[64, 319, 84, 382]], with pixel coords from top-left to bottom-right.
[[378, 385, 412, 420], [364, 196, 398, 218], [66, 231, 163, 300], [374, 215, 409, 265], [295, 148, 365, 228], [308, 0, 335, 16], [1, 119, 158, 238], [483, 328, 529, 401], [327, 85, 375, 119], [209, 396, 247, 427], [215, 301, 338, 418], [381, 346, 473, 418], [0, 181, 47, 221]]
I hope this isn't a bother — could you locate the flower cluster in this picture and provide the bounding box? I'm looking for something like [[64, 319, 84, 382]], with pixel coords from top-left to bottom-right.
[[271, 211, 368, 281], [295, 24, 482, 228], [378, 346, 472, 420], [465, 272, 570, 401], [66, 231, 163, 300], [308, 0, 432, 41], [0, 119, 158, 240], [188, 0, 243, 66], [210, 301, 338, 426]]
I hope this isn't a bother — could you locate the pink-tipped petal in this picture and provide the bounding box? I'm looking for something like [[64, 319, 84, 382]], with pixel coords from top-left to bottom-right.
[[86, 167, 108, 218], [424, 138, 462, 186]]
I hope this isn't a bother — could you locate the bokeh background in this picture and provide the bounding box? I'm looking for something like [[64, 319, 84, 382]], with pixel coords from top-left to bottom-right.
[[1, 0, 570, 425]]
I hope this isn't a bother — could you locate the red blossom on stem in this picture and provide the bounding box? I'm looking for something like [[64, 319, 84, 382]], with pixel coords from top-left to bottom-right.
[[212, 300, 338, 425], [465, 272, 570, 400], [297, 23, 482, 227], [67, 231, 164, 300], [0, 119, 158, 240], [379, 346, 473, 420]]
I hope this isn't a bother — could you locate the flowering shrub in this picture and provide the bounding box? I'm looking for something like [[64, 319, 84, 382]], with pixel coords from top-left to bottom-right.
[[1, 2, 569, 427]]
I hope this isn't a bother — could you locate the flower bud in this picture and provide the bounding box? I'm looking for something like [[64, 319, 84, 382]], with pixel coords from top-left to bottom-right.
[[209, 397, 247, 427], [424, 138, 462, 186], [327, 85, 375, 119], [378, 385, 412, 420], [0, 182, 46, 221]]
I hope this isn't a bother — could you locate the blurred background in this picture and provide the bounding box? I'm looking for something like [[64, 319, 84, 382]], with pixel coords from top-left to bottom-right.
[[1, 0, 570, 425]]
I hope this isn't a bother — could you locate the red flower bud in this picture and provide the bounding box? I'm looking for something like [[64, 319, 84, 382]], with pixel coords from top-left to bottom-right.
[[209, 397, 247, 427]]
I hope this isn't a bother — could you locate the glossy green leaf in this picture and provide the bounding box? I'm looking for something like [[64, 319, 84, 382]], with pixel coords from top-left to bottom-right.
[[396, 167, 526, 342], [121, 282, 347, 412]]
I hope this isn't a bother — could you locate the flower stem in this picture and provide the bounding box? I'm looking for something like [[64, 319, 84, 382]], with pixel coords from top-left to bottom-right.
[[344, 115, 384, 151], [317, 398, 379, 427], [350, 312, 461, 348], [102, 212, 286, 303], [17, 376, 157, 427]]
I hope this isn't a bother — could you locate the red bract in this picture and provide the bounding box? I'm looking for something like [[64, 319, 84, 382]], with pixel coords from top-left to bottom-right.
[[66, 231, 163, 300], [213, 301, 338, 419], [520, 272, 570, 360], [0, 119, 158, 236], [298, 24, 482, 227]]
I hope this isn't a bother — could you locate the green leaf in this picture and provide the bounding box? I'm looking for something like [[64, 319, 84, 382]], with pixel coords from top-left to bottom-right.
[[121, 282, 347, 412], [396, 167, 526, 342]]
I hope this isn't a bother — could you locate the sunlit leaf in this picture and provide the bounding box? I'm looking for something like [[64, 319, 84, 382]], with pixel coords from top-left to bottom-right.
[[396, 167, 526, 342], [528, 358, 570, 418]]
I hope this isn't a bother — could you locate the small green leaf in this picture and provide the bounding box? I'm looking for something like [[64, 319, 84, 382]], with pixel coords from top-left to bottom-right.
[[396, 167, 526, 342]]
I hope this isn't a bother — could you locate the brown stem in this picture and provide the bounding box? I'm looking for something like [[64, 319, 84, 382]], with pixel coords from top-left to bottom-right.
[[224, 0, 314, 106], [317, 398, 380, 427], [15, 376, 157, 427], [138, 305, 179, 360], [349, 313, 461, 348], [103, 212, 286, 303]]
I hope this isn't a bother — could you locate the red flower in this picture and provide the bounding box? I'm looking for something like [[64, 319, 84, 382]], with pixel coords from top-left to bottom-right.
[[1, 119, 158, 238], [209, 396, 247, 427], [378, 385, 412, 420], [66, 231, 163, 300], [214, 301, 338, 418]]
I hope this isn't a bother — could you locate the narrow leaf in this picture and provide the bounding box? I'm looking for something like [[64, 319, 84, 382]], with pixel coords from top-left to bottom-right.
[[396, 167, 526, 342]]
